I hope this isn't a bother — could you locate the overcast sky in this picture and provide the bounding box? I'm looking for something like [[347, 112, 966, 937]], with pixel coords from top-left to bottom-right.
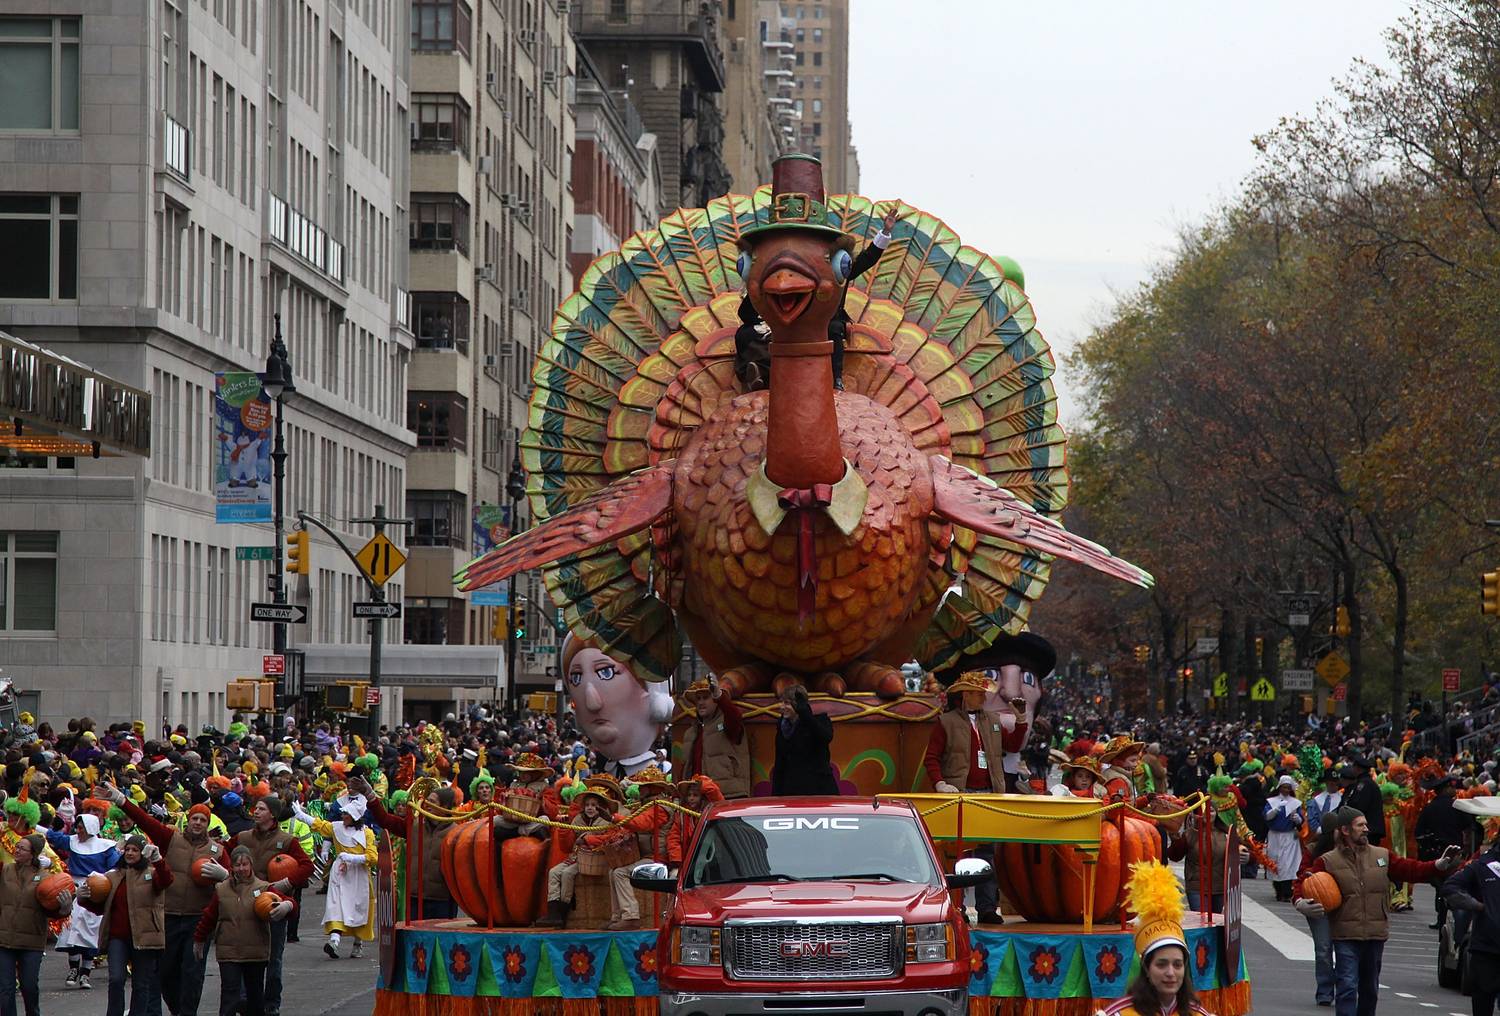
[[848, 1, 1415, 423]]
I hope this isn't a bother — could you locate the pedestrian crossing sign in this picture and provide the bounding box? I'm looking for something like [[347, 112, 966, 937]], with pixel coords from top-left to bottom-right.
[[1250, 677, 1276, 702], [1212, 673, 1228, 698]]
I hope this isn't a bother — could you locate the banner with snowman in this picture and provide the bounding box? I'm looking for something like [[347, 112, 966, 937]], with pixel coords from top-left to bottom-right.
[[214, 372, 273, 523]]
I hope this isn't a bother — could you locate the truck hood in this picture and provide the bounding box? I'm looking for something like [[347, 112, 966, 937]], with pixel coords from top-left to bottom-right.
[[675, 881, 952, 924]]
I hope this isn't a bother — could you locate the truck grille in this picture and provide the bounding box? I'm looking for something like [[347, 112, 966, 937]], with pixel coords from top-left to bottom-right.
[[724, 922, 901, 981]]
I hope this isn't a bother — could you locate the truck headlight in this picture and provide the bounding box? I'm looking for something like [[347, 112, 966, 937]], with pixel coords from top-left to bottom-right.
[[906, 923, 954, 963], [676, 925, 721, 966]]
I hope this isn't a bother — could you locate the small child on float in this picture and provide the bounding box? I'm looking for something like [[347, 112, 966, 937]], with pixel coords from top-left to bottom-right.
[[534, 776, 622, 927]]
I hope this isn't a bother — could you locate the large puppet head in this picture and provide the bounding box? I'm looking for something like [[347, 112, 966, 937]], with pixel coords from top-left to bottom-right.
[[561, 634, 673, 763], [936, 632, 1056, 735]]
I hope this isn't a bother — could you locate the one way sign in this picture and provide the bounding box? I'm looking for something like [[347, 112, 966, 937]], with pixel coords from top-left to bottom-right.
[[352, 601, 402, 619], [250, 602, 308, 624]]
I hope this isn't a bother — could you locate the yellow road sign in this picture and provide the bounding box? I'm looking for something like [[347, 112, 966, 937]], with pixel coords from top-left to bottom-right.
[[1250, 677, 1276, 702], [355, 532, 407, 587], [1212, 673, 1229, 698], [1316, 653, 1350, 687]]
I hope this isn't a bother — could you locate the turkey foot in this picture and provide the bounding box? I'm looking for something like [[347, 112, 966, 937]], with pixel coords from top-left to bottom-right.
[[807, 672, 847, 698], [845, 660, 905, 699], [718, 661, 775, 698]]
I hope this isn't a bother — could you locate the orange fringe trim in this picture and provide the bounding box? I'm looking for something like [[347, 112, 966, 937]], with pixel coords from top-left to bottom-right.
[[967, 981, 1251, 1016], [374, 992, 656, 1016]]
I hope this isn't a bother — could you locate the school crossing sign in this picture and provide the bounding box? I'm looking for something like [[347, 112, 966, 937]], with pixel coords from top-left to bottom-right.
[[1249, 677, 1277, 702]]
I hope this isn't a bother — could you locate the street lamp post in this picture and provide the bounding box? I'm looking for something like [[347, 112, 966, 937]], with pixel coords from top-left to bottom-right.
[[263, 316, 295, 721], [504, 450, 527, 717]]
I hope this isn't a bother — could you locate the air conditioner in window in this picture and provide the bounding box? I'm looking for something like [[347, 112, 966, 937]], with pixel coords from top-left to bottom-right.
[[517, 201, 532, 216], [409, 121, 419, 141], [500, 193, 516, 208], [542, 70, 558, 85], [483, 354, 498, 367], [477, 264, 496, 282], [557, 0, 570, 12], [478, 155, 494, 175], [511, 289, 530, 308], [486, 71, 497, 88]]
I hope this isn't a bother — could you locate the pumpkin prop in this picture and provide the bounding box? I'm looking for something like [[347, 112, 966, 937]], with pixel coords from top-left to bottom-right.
[[190, 857, 220, 886], [1301, 871, 1343, 912], [85, 873, 112, 903], [35, 872, 75, 912], [253, 890, 283, 921], [994, 815, 1163, 924], [267, 853, 299, 883], [439, 817, 548, 925]]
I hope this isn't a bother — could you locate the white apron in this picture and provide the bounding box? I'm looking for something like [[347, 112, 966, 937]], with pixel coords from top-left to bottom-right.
[[323, 823, 371, 930], [55, 879, 104, 950], [1265, 798, 1304, 879]]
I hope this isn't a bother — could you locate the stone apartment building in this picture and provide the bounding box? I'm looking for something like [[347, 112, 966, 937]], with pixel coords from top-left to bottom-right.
[[0, 0, 413, 728], [785, 0, 855, 191]]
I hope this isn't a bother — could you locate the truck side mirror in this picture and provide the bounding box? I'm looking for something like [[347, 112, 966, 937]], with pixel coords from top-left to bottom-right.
[[945, 857, 992, 890], [629, 861, 677, 894]]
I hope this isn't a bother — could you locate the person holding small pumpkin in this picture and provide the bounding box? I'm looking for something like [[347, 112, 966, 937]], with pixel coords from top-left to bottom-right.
[[78, 832, 174, 1016], [193, 845, 292, 1016], [0, 833, 70, 1016]]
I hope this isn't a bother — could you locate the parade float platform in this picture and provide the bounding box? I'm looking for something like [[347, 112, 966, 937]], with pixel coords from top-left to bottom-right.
[[372, 918, 1250, 1016]]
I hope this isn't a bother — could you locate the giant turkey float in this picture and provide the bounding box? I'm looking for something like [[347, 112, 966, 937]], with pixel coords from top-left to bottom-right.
[[371, 156, 1250, 1016]]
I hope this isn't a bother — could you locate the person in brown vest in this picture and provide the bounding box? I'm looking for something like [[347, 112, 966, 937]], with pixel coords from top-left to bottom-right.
[[193, 845, 291, 1016], [923, 669, 1006, 924], [103, 785, 228, 1016], [0, 833, 70, 1016], [1295, 806, 1462, 1016], [233, 797, 313, 1016], [679, 677, 751, 799], [360, 778, 458, 920], [79, 833, 173, 1016]]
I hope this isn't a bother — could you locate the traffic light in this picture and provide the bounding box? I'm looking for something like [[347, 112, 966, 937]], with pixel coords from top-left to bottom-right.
[[1254, 636, 1264, 656], [285, 530, 309, 575], [1335, 605, 1351, 637], [1484, 571, 1500, 617], [1181, 667, 1194, 680], [1133, 644, 1150, 663], [511, 605, 527, 641], [491, 608, 505, 641]]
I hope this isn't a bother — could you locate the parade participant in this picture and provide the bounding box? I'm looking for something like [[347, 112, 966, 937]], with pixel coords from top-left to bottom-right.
[[103, 785, 228, 1016], [561, 636, 673, 779], [233, 797, 314, 1016], [45, 810, 119, 991], [1050, 755, 1103, 798], [79, 833, 173, 1016], [592, 766, 675, 931], [1100, 735, 1147, 803], [1263, 775, 1305, 902], [492, 752, 561, 843], [1098, 861, 1214, 1016], [771, 685, 838, 796], [1295, 823, 1341, 1008], [1308, 766, 1348, 834], [1416, 773, 1480, 933], [1174, 748, 1211, 798], [468, 768, 497, 809], [290, 796, 375, 959], [535, 780, 618, 928], [679, 676, 750, 799], [0, 833, 69, 1016], [194, 845, 291, 1016], [1296, 806, 1462, 1016], [1235, 759, 1269, 878], [276, 794, 315, 943], [362, 779, 457, 920], [1441, 822, 1500, 1016], [1342, 757, 1386, 846], [1167, 780, 1245, 915], [1378, 772, 1414, 912], [666, 775, 723, 867]]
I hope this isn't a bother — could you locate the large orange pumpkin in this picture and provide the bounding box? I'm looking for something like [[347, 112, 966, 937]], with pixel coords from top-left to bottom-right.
[[1301, 871, 1343, 912], [996, 820, 1126, 923], [267, 854, 299, 883], [85, 873, 112, 903], [253, 890, 283, 920], [35, 872, 75, 912], [439, 817, 549, 926]]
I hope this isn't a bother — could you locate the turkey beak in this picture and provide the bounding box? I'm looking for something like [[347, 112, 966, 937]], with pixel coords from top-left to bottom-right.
[[762, 266, 816, 324]]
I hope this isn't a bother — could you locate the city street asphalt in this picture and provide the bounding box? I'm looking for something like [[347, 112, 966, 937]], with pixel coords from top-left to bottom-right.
[[33, 870, 1469, 1016]]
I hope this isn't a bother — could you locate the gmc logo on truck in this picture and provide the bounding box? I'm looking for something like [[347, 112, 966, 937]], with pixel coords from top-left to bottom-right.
[[760, 817, 861, 831], [778, 941, 851, 959]]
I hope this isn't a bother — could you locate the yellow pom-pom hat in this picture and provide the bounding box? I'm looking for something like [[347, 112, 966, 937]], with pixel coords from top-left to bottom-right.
[[1125, 860, 1186, 961]]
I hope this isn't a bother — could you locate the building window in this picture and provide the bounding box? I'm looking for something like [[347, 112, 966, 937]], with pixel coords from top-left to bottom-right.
[[607, 0, 628, 24], [411, 92, 470, 156], [813, 76, 822, 90], [812, 99, 822, 114], [410, 0, 471, 57], [408, 391, 468, 450], [0, 532, 58, 633], [409, 193, 470, 255], [814, 5, 823, 18], [795, 28, 804, 42], [404, 597, 463, 644], [407, 491, 467, 548], [0, 17, 80, 132], [813, 28, 822, 43], [0, 194, 78, 300], [795, 51, 803, 66], [813, 50, 822, 66], [412, 291, 471, 352]]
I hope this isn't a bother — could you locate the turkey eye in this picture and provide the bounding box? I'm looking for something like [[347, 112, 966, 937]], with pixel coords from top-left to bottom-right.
[[831, 249, 852, 285], [736, 251, 751, 280]]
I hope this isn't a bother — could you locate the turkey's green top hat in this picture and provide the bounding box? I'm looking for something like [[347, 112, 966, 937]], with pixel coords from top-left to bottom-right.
[[742, 154, 845, 241]]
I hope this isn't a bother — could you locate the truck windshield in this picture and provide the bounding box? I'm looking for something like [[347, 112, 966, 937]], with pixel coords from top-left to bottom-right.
[[685, 814, 941, 888]]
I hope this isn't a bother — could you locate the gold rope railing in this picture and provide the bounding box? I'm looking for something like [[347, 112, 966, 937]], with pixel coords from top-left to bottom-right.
[[400, 780, 702, 834], [885, 791, 1208, 824]]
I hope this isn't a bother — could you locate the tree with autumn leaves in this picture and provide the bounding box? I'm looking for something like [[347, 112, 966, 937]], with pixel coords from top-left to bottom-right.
[[1038, 1, 1500, 723]]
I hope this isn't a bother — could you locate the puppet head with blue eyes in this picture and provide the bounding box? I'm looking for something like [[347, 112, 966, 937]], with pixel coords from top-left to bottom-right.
[[560, 634, 675, 770], [936, 632, 1057, 741]]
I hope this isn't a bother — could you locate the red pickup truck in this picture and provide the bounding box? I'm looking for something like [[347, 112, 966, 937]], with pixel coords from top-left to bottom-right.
[[630, 796, 988, 1016]]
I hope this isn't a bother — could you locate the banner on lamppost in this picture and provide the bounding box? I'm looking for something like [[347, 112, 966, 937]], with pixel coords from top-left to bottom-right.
[[213, 372, 273, 523], [472, 502, 512, 556]]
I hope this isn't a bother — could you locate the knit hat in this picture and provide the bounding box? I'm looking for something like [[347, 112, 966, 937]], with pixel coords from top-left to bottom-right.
[[188, 803, 212, 819]]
